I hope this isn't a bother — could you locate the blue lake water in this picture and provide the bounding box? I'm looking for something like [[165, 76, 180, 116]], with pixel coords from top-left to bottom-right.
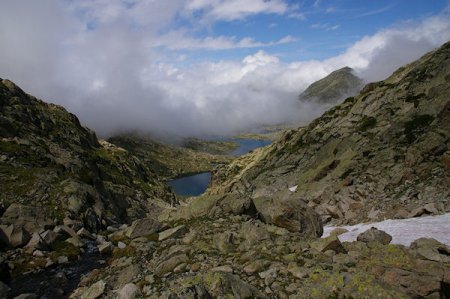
[[167, 172, 212, 197], [168, 138, 271, 196], [231, 138, 272, 156]]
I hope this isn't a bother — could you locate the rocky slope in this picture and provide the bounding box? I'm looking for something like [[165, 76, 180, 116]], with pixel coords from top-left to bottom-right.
[[0, 78, 176, 234], [299, 66, 363, 105], [210, 41, 450, 226], [68, 216, 450, 299]]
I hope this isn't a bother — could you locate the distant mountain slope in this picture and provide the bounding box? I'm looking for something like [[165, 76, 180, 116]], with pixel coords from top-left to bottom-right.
[[107, 134, 232, 179], [299, 66, 363, 104], [211, 41, 450, 225], [0, 79, 175, 232]]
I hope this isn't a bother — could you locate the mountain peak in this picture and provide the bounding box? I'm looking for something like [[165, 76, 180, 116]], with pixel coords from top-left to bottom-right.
[[299, 66, 363, 105]]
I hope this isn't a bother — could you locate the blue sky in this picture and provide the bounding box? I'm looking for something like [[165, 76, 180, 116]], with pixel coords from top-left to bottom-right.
[[169, 0, 449, 61], [1, 0, 450, 137]]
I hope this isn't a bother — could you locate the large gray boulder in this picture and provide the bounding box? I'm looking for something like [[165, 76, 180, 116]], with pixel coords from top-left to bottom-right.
[[116, 283, 140, 299], [125, 218, 166, 239], [80, 280, 105, 299], [0, 204, 52, 233], [410, 238, 450, 263], [356, 227, 392, 245], [0, 224, 31, 248], [154, 254, 189, 277], [252, 195, 323, 237]]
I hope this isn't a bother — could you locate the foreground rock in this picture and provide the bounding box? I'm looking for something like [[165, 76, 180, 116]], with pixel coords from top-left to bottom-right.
[[66, 214, 450, 298], [0, 225, 31, 248]]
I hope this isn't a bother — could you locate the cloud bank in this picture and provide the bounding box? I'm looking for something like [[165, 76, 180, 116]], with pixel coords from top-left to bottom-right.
[[0, 1, 449, 137]]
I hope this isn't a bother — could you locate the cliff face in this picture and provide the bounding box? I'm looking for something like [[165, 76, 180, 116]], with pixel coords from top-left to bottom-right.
[[299, 66, 363, 105], [0, 79, 175, 232], [210, 42, 450, 225]]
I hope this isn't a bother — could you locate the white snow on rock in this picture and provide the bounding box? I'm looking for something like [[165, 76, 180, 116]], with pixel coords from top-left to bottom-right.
[[322, 213, 450, 246], [288, 185, 298, 192]]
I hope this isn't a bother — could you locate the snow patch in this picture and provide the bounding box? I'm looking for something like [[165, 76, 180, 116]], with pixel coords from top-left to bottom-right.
[[288, 185, 298, 192], [323, 213, 450, 246]]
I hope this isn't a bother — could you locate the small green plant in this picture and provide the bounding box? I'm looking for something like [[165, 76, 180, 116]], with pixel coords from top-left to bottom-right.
[[357, 116, 377, 132], [404, 114, 434, 143]]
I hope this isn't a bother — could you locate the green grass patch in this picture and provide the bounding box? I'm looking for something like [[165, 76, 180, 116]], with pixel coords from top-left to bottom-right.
[[404, 114, 435, 143]]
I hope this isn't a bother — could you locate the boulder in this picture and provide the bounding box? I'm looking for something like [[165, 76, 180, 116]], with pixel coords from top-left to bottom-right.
[[311, 235, 346, 254], [0, 224, 31, 248], [252, 195, 323, 237], [125, 218, 166, 239], [117, 283, 140, 299], [410, 238, 450, 263], [0, 204, 52, 233], [25, 233, 46, 251], [58, 256, 69, 264], [243, 260, 267, 274], [40, 230, 59, 248], [63, 216, 83, 231], [287, 263, 308, 279], [13, 294, 38, 299], [382, 268, 441, 298], [66, 237, 85, 248], [238, 222, 270, 243], [204, 272, 266, 299], [211, 265, 233, 273], [356, 227, 392, 245], [80, 280, 105, 299], [0, 281, 10, 299], [77, 228, 95, 240], [25, 229, 69, 251], [54, 225, 78, 240], [158, 225, 188, 241], [213, 232, 235, 253], [408, 203, 440, 218], [167, 284, 212, 299], [154, 254, 189, 277], [97, 242, 113, 254]]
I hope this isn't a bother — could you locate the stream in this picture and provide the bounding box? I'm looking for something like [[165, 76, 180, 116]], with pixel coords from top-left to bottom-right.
[[8, 241, 106, 299]]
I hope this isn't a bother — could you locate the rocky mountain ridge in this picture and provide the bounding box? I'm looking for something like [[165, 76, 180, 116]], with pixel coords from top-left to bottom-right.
[[210, 41, 450, 226], [0, 78, 176, 234]]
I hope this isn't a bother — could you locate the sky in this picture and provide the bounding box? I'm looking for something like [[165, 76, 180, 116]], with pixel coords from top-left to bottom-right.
[[1, 0, 450, 137]]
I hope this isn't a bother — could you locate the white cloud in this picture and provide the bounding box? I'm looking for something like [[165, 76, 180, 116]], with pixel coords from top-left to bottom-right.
[[185, 0, 288, 21], [152, 32, 296, 50], [311, 23, 340, 31], [354, 4, 395, 19], [0, 1, 449, 138]]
